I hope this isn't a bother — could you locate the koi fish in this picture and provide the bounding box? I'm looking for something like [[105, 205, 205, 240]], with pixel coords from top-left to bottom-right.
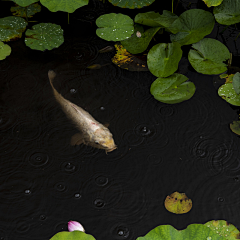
[[48, 70, 117, 152]]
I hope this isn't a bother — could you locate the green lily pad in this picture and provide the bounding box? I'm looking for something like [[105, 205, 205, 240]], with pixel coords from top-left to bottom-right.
[[169, 9, 215, 46], [108, 0, 155, 9], [150, 73, 196, 104], [12, 0, 38, 7], [137, 224, 225, 240], [205, 220, 240, 239], [50, 231, 96, 240], [147, 42, 182, 78], [0, 16, 28, 42], [232, 72, 240, 94], [134, 10, 178, 28], [25, 23, 64, 51], [218, 83, 240, 106], [203, 0, 223, 7], [0, 41, 11, 60], [121, 24, 160, 54], [230, 121, 240, 136], [213, 0, 240, 25], [96, 13, 134, 41], [188, 38, 230, 75], [40, 0, 89, 13], [11, 3, 41, 18]]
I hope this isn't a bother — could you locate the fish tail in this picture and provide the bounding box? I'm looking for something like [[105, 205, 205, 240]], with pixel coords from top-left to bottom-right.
[[48, 70, 56, 88]]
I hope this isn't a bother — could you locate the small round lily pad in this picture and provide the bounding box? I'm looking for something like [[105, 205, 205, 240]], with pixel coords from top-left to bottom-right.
[[96, 13, 134, 41], [50, 230, 96, 240], [0, 16, 28, 42], [0, 41, 11, 60], [108, 0, 155, 9], [25, 23, 64, 51], [164, 191, 192, 214], [12, 0, 38, 7], [218, 83, 240, 106], [230, 121, 240, 135], [11, 3, 41, 18]]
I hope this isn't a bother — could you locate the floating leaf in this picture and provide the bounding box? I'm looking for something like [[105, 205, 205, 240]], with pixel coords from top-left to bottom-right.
[[205, 220, 240, 239], [0, 16, 28, 42], [164, 192, 192, 214], [108, 0, 155, 9], [96, 13, 134, 41], [11, 3, 41, 18], [12, 0, 38, 7], [169, 9, 215, 46], [147, 42, 182, 78], [50, 231, 96, 240], [137, 224, 225, 240], [40, 0, 89, 13], [112, 43, 148, 71], [0, 41, 11, 60], [188, 38, 230, 75], [230, 121, 240, 136], [213, 0, 240, 25], [121, 24, 160, 54], [150, 73, 196, 104], [203, 0, 223, 7], [232, 72, 240, 95], [25, 23, 64, 51], [134, 10, 178, 28], [218, 83, 240, 106]]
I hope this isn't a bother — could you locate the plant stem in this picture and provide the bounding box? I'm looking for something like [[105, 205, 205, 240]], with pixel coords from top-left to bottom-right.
[[220, 25, 228, 34], [172, 0, 174, 13], [25, 6, 28, 22], [235, 32, 240, 41], [68, 12, 69, 24]]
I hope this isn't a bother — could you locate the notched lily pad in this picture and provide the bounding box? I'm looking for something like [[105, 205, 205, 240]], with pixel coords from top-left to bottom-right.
[[150, 73, 196, 104], [96, 13, 134, 41], [12, 0, 38, 7], [218, 83, 240, 106], [108, 0, 155, 9], [232, 72, 240, 95], [121, 24, 160, 54], [40, 0, 89, 13], [112, 43, 148, 71], [50, 230, 96, 240], [25, 23, 64, 51], [147, 42, 182, 78], [11, 3, 41, 18], [205, 220, 240, 239], [0, 41, 11, 60], [188, 38, 230, 75], [0, 16, 28, 42], [230, 121, 240, 136], [203, 0, 223, 7], [164, 191, 192, 214]]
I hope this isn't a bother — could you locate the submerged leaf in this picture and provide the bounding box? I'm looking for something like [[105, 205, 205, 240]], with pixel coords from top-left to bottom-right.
[[232, 72, 240, 95], [0, 41, 11, 60], [0, 16, 28, 42], [164, 192, 192, 214], [11, 3, 41, 18], [230, 121, 240, 136]]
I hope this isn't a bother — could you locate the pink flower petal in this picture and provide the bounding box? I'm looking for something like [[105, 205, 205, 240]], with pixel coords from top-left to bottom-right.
[[68, 221, 85, 232]]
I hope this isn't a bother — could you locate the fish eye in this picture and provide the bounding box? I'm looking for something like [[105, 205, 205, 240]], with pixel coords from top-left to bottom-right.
[[95, 141, 99, 144]]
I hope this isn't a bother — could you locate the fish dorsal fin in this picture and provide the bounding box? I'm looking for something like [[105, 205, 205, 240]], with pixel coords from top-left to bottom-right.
[[71, 133, 84, 146]]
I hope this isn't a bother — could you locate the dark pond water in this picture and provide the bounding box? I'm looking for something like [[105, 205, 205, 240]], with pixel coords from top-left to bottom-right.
[[1, 0, 240, 240]]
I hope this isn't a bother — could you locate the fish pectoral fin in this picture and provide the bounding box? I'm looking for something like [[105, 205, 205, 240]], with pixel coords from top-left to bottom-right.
[[103, 123, 110, 128], [70, 133, 84, 146]]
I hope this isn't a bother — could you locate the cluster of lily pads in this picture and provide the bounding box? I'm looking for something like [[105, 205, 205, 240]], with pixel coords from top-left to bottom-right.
[[51, 219, 240, 240]]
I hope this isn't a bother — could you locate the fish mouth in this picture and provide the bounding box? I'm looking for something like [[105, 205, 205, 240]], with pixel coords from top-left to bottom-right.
[[105, 146, 117, 153]]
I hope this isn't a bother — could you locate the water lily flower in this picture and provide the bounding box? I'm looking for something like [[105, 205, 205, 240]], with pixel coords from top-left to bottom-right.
[[68, 221, 85, 232]]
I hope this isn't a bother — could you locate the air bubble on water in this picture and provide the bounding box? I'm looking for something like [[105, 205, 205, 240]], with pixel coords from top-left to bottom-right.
[[25, 189, 31, 194], [100, 107, 105, 110], [74, 193, 81, 198], [70, 89, 77, 94]]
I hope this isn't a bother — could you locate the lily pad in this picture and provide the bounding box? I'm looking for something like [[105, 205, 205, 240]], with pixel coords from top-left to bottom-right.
[[147, 42, 182, 78], [96, 13, 134, 41], [134, 10, 178, 28], [108, 0, 155, 9], [218, 83, 240, 106], [0, 41, 11, 60], [169, 9, 215, 45], [213, 0, 240, 25], [50, 230, 96, 240], [40, 0, 89, 13], [137, 224, 225, 240], [112, 43, 148, 71], [11, 3, 41, 18], [230, 121, 240, 136], [232, 72, 240, 94], [205, 220, 240, 239], [164, 192, 192, 214], [25, 23, 64, 51], [0, 16, 28, 42], [150, 73, 196, 104], [12, 0, 38, 7], [121, 24, 160, 54], [188, 38, 230, 75], [203, 0, 223, 7]]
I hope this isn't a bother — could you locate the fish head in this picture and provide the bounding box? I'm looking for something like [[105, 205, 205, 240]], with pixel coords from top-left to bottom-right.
[[93, 128, 117, 152]]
